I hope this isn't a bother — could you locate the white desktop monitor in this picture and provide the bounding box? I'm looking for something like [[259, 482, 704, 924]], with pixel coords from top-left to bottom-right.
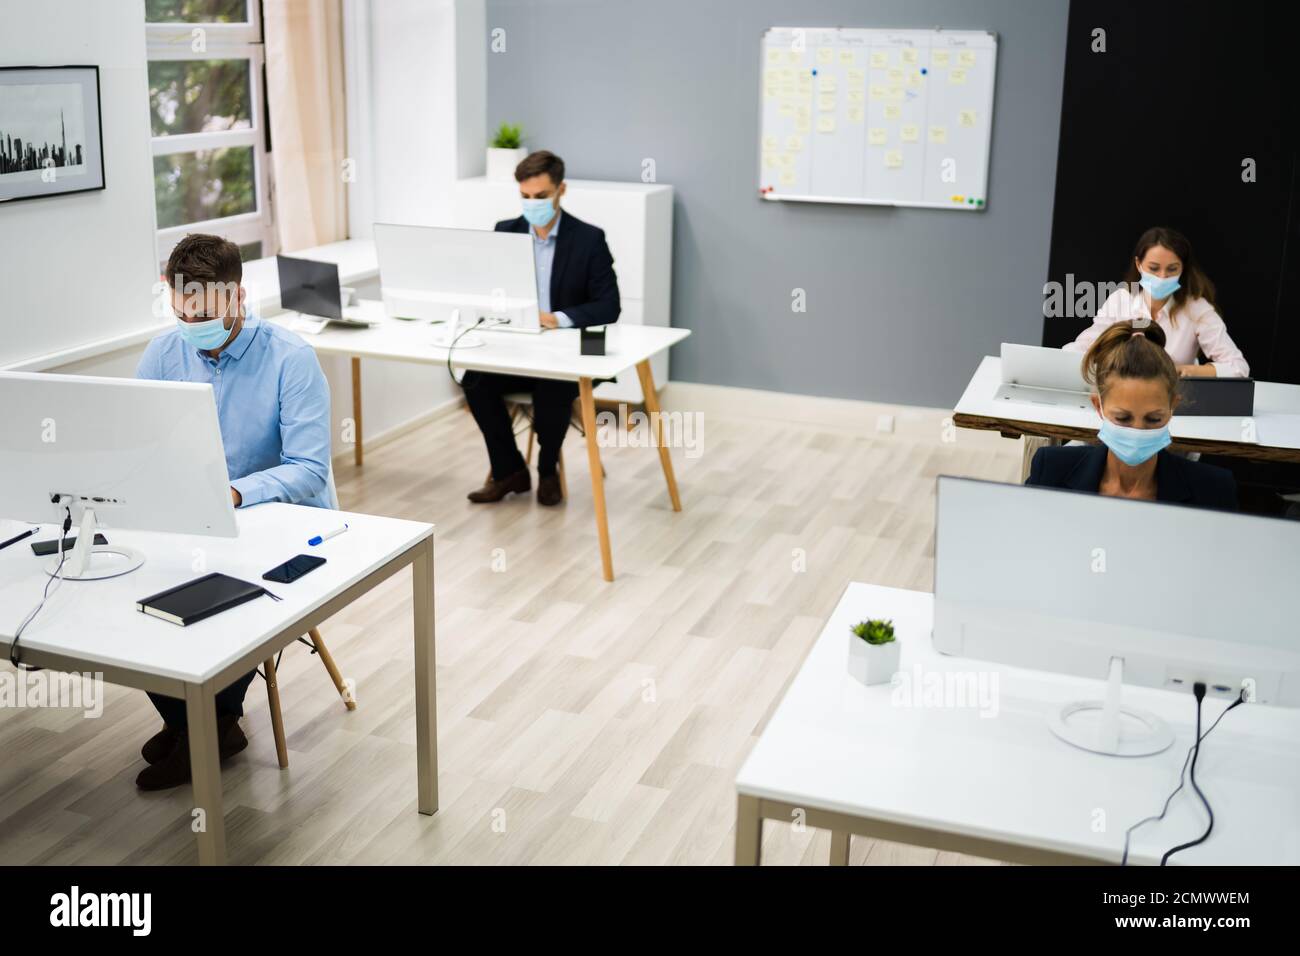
[[373, 222, 540, 330], [933, 476, 1300, 754], [0, 371, 238, 580]]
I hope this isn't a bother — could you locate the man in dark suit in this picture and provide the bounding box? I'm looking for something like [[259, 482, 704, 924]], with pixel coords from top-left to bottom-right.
[[462, 150, 620, 506]]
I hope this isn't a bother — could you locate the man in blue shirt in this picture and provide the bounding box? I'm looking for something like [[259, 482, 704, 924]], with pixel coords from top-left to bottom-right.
[[133, 233, 332, 790]]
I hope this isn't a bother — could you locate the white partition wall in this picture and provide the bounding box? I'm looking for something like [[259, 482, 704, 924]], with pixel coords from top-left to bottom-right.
[[450, 177, 674, 403]]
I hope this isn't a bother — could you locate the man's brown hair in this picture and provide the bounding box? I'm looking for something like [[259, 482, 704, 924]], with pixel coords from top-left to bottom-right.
[[514, 150, 565, 185], [165, 233, 243, 288]]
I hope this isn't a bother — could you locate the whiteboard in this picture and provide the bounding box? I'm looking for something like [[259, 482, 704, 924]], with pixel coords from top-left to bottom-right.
[[759, 27, 997, 210]]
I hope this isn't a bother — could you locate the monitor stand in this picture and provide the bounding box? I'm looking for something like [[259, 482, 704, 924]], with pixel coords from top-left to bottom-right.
[[1049, 656, 1174, 757], [45, 506, 145, 581]]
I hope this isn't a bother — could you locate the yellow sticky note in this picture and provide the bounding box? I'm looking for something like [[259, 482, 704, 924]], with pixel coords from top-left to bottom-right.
[[795, 118, 811, 133], [884, 150, 903, 169], [900, 124, 919, 143], [787, 50, 801, 65], [819, 75, 837, 93], [786, 134, 804, 152], [959, 110, 977, 128], [908, 69, 924, 88], [847, 106, 864, 123], [817, 47, 834, 65], [929, 125, 947, 144], [959, 50, 977, 67], [778, 103, 794, 118], [846, 68, 865, 87], [763, 135, 779, 150], [949, 68, 968, 85], [870, 51, 889, 69], [767, 49, 782, 64], [887, 67, 903, 84], [817, 115, 835, 133], [884, 104, 901, 120], [848, 88, 865, 103], [779, 152, 794, 167], [869, 84, 887, 101], [887, 86, 904, 102], [818, 94, 835, 112], [901, 48, 919, 65], [779, 169, 796, 185], [762, 152, 779, 170], [932, 50, 951, 67], [868, 127, 888, 146], [839, 49, 855, 65]]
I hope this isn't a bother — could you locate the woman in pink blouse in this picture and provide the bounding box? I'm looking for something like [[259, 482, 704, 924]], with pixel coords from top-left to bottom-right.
[[1064, 226, 1249, 378]]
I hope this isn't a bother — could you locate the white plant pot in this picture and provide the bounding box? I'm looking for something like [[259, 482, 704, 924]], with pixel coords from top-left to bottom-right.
[[847, 634, 901, 686], [486, 146, 527, 181]]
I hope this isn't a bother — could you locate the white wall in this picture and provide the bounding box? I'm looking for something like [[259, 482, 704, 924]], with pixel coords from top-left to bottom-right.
[[13, 0, 493, 468], [0, 0, 159, 370]]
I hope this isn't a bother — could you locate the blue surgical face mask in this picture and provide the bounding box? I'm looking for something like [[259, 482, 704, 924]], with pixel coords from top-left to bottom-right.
[[521, 197, 556, 228], [1097, 414, 1172, 466], [1139, 271, 1180, 300], [176, 313, 235, 351]]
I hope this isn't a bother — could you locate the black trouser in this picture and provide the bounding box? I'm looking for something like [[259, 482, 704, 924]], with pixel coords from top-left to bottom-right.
[[147, 669, 257, 730], [462, 371, 579, 478]]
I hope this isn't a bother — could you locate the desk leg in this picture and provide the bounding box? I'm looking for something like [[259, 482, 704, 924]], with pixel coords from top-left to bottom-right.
[[185, 683, 226, 865], [351, 356, 364, 467], [413, 535, 439, 815], [735, 794, 763, 866], [634, 360, 682, 512], [829, 830, 851, 866], [579, 377, 615, 582]]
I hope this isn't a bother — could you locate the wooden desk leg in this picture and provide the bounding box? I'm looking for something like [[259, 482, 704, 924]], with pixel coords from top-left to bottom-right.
[[579, 377, 615, 582], [829, 830, 851, 866], [735, 794, 762, 866], [351, 356, 364, 467], [263, 657, 289, 769], [634, 360, 682, 512], [185, 683, 227, 865], [413, 536, 439, 815]]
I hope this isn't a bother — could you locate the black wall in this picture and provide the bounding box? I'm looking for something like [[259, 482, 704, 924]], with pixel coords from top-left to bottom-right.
[[1043, 1, 1299, 384]]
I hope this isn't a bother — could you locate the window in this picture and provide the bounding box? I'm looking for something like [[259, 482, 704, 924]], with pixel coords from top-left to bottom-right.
[[146, 0, 274, 270]]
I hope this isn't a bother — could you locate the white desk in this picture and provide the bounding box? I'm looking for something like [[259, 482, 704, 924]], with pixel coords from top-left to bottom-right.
[[735, 583, 1300, 865], [269, 302, 690, 583], [954, 355, 1300, 463], [0, 503, 437, 865]]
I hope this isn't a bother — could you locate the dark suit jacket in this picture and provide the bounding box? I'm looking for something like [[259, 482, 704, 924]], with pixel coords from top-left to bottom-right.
[[1026, 444, 1238, 511], [494, 211, 620, 329]]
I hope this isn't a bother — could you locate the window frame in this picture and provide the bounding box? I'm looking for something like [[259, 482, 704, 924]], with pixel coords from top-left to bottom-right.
[[145, 0, 276, 267]]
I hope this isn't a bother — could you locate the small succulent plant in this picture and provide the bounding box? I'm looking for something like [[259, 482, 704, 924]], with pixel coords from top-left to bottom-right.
[[850, 619, 896, 645]]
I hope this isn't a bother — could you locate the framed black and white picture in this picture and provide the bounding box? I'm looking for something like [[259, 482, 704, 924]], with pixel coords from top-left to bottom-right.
[[0, 65, 105, 204]]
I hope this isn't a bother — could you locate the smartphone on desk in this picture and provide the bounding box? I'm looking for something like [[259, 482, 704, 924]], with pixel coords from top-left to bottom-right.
[[32, 534, 108, 556], [263, 553, 327, 584]]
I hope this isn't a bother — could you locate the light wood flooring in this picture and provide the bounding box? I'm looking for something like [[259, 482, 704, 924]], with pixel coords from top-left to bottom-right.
[[0, 385, 1021, 864]]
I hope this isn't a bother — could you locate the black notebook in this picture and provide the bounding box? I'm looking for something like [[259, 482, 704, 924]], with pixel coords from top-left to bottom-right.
[[137, 573, 267, 626]]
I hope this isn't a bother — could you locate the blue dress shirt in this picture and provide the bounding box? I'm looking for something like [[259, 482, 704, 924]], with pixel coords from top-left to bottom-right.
[[136, 313, 333, 509], [532, 211, 573, 328]]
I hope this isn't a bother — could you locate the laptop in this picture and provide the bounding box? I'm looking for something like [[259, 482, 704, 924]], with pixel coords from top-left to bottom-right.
[[1177, 377, 1255, 417], [993, 343, 1092, 411], [276, 255, 375, 334]]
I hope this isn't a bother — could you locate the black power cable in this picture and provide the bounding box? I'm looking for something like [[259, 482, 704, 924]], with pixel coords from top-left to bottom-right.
[[9, 505, 74, 670]]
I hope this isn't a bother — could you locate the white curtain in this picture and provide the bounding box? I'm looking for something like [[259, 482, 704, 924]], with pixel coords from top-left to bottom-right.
[[264, 0, 349, 252]]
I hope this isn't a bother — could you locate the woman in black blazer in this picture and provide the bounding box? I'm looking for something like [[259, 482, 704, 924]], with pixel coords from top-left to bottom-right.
[[1026, 321, 1238, 511]]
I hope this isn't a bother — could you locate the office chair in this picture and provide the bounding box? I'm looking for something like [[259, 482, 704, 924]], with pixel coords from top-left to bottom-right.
[[259, 467, 355, 770]]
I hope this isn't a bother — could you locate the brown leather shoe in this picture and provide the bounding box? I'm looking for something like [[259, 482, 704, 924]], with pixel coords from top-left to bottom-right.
[[142, 724, 179, 764], [537, 473, 563, 506], [135, 714, 248, 791], [467, 468, 530, 503]]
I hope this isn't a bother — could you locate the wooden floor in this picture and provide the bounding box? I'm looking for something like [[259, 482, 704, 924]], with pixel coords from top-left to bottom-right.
[[0, 386, 1021, 865]]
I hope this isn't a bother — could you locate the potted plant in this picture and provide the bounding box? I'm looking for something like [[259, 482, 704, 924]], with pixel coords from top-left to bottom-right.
[[486, 122, 526, 180], [847, 618, 900, 686]]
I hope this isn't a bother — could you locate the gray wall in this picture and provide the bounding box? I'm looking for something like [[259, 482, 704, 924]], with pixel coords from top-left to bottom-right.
[[485, 0, 1070, 407]]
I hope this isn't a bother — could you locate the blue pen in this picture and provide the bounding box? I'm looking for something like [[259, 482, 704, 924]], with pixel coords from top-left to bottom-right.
[[308, 523, 348, 547]]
